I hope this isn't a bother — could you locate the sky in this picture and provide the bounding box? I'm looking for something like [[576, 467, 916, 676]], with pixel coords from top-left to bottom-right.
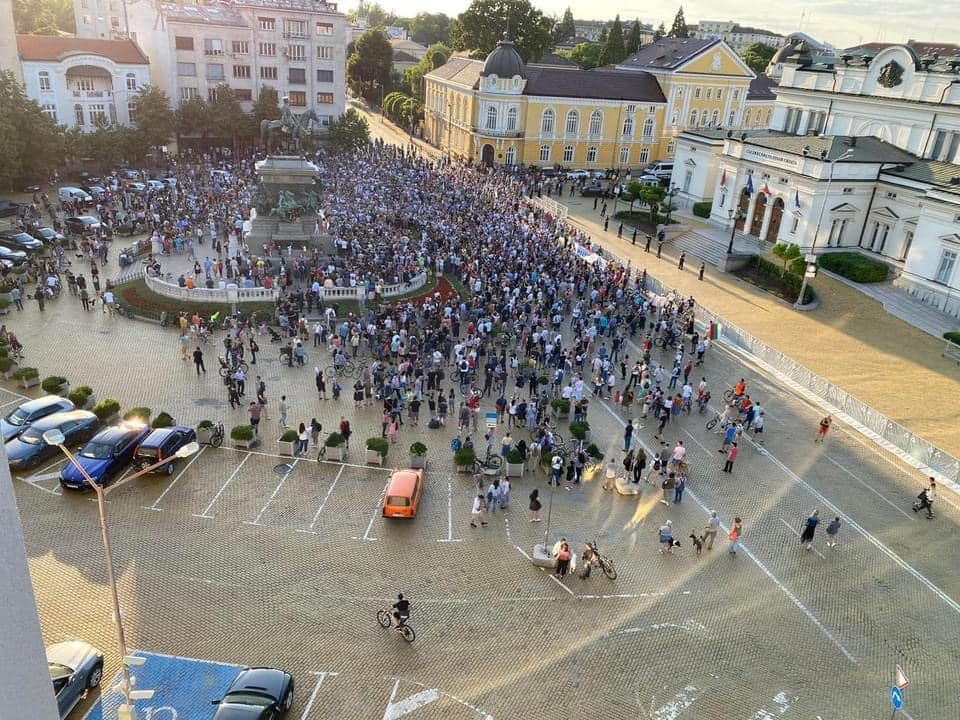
[[347, 0, 960, 51]]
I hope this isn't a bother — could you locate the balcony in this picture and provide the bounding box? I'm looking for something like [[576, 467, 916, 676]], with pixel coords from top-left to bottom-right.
[[473, 127, 523, 139], [72, 90, 113, 98], [282, 32, 309, 39]]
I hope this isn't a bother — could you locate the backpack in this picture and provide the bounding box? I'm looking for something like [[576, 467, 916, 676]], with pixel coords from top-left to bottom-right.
[[428, 418, 441, 429]]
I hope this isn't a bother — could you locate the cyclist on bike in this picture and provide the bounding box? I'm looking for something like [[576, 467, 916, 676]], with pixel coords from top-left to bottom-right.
[[393, 594, 410, 626], [733, 378, 747, 400]]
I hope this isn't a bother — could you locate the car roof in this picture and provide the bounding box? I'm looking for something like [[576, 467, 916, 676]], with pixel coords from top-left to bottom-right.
[[387, 470, 420, 496], [29, 410, 96, 430], [15, 395, 72, 413], [91, 422, 147, 444], [140, 425, 191, 446]]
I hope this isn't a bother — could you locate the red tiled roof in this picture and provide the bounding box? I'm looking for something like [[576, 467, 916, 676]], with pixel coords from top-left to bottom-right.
[[16, 35, 149, 64]]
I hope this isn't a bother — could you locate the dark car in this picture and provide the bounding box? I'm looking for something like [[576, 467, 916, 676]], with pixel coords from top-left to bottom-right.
[[59, 422, 152, 490], [1, 396, 76, 442], [133, 425, 197, 474], [212, 667, 294, 719], [46, 640, 104, 719], [581, 184, 611, 198], [64, 216, 101, 235], [0, 230, 45, 252], [5, 410, 99, 471], [0, 245, 27, 265], [0, 200, 22, 217], [32, 226, 66, 245]]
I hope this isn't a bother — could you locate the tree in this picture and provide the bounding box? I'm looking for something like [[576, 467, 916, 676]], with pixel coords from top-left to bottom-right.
[[253, 86, 281, 126], [742, 42, 778, 74], [327, 109, 369, 153], [404, 43, 451, 99], [409, 12, 454, 46], [206, 84, 245, 144], [668, 7, 689, 38], [655, 22, 666, 41], [451, 0, 554, 63], [772, 242, 801, 276], [625, 20, 643, 54], [175, 96, 209, 141], [0, 70, 64, 189], [600, 15, 627, 66], [623, 180, 643, 211], [347, 28, 393, 104], [639, 185, 666, 220], [131, 85, 175, 152], [14, 0, 75, 34], [568, 42, 604, 70], [554, 7, 575, 42], [598, 26, 608, 45]]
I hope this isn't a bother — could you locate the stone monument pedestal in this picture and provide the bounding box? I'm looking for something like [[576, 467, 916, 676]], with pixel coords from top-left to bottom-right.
[[248, 155, 323, 253]]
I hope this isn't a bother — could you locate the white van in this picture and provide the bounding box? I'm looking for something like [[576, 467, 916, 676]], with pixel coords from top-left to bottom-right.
[[58, 187, 93, 204], [647, 161, 674, 181]]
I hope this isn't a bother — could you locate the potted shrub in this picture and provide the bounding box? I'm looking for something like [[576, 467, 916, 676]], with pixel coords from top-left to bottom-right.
[[0, 299, 9, 315], [550, 397, 571, 419], [0, 283, 13, 302], [569, 420, 591, 444], [93, 398, 121, 423], [366, 437, 389, 465], [585, 443, 603, 462], [505, 448, 525, 478], [454, 447, 476, 473], [152, 411, 175, 428], [230, 424, 258, 449], [123, 407, 152, 424], [536, 375, 548, 386], [0, 356, 17, 379], [41, 376, 70, 395], [196, 420, 215, 445], [408, 441, 427, 469], [278, 428, 299, 456], [68, 385, 95, 409], [13, 367, 39, 389], [324, 432, 347, 461]]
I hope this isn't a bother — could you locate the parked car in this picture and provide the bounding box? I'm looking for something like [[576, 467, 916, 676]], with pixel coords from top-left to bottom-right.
[[565, 169, 591, 180], [81, 185, 106, 199], [0, 245, 27, 265], [146, 179, 165, 192], [64, 216, 101, 235], [162, 177, 178, 188], [47, 640, 104, 720], [580, 184, 611, 198], [212, 667, 294, 719], [133, 425, 197, 474], [59, 422, 152, 490], [31, 226, 66, 245], [382, 468, 424, 518], [125, 182, 147, 194], [0, 200, 23, 217], [0, 230, 45, 252], [647, 161, 674, 181], [1, 396, 76, 442], [5, 410, 99, 471], [58, 187, 93, 205], [210, 169, 232, 182], [117, 168, 141, 180]]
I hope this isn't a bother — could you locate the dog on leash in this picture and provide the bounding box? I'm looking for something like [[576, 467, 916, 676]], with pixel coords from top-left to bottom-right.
[[689, 532, 704, 556]]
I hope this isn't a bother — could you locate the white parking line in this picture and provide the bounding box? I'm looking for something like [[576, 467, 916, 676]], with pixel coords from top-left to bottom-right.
[[823, 455, 913, 520], [193, 454, 251, 519], [245, 458, 298, 527], [299, 671, 338, 720], [18, 477, 62, 496], [144, 445, 206, 511], [216, 444, 391, 472], [437, 480, 462, 543], [352, 478, 389, 541], [778, 518, 826, 559], [296, 464, 346, 535]]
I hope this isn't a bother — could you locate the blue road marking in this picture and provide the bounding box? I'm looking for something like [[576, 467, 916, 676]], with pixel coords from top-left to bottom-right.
[[83, 651, 244, 720]]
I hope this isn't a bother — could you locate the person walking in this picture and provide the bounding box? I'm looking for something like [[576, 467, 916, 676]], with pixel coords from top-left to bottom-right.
[[632, 447, 646, 484], [11, 287, 22, 311], [310, 418, 322, 448], [678, 252, 686, 270], [192, 346, 206, 375], [554, 542, 572, 579], [799, 510, 820, 550], [248, 402, 262, 437], [278, 395, 289, 429], [703, 510, 720, 550], [722, 442, 739, 473], [296, 422, 309, 456], [658, 520, 674, 554], [470, 494, 488, 528], [316, 368, 327, 400], [179, 333, 191, 361], [673, 473, 686, 503], [623, 420, 634, 451], [729, 517, 743, 555], [913, 478, 936, 519], [529, 488, 542, 522], [825, 517, 841, 547], [660, 472, 675, 505], [249, 337, 259, 365], [815, 415, 832, 443]]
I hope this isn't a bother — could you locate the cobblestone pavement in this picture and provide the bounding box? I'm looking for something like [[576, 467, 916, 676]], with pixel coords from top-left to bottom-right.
[[7, 254, 960, 720]]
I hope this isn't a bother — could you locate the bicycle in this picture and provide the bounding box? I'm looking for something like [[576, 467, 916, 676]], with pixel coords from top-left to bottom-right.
[[377, 609, 415, 642], [202, 422, 224, 447], [578, 541, 618, 580], [471, 449, 503, 474], [218, 356, 248, 378], [705, 413, 722, 431], [280, 349, 309, 366], [325, 358, 368, 379]]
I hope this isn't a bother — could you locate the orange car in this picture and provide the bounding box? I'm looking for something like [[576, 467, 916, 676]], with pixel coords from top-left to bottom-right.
[[382, 468, 424, 518]]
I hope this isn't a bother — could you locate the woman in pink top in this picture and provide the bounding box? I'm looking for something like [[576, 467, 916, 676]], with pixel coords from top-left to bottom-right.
[[722, 442, 738, 473]]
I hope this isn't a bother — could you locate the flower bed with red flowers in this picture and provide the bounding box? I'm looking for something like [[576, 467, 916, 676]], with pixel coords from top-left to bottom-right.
[[115, 278, 276, 321]]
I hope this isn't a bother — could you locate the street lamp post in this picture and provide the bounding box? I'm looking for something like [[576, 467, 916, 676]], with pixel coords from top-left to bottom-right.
[[794, 148, 854, 308], [665, 185, 678, 225], [42, 430, 199, 720], [727, 208, 744, 254]]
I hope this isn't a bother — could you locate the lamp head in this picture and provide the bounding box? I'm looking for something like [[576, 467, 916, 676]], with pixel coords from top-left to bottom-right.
[[174, 441, 201, 459], [42, 429, 66, 447]]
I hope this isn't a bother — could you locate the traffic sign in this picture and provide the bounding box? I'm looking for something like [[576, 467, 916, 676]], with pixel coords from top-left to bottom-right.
[[890, 686, 903, 710], [895, 663, 910, 689], [485, 412, 497, 428]]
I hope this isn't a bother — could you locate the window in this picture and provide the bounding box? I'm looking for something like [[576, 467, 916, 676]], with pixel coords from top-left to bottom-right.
[[175, 36, 194, 50], [232, 41, 249, 54], [901, 230, 914, 260], [587, 146, 598, 162], [625, 104, 637, 113], [233, 65, 251, 79], [667, 142, 675, 154], [674, 87, 683, 98], [74, 104, 84, 125], [126, 72, 136, 90], [284, 19, 307, 37], [700, 112, 709, 127], [42, 103, 57, 122], [485, 105, 497, 129], [316, 69, 334, 82], [790, 216, 800, 234], [76, 77, 95, 92], [711, 109, 719, 126], [694, 87, 702, 99], [316, 92, 334, 104], [565, 109, 578, 135], [38, 71, 51, 91], [82, 15, 90, 24], [622, 115, 634, 136], [288, 91, 306, 107], [588, 109, 602, 136], [689, 109, 698, 126], [716, 88, 723, 100], [203, 39, 224, 56], [317, 46, 333, 60], [206, 63, 225, 81], [744, 110, 751, 127], [935, 249, 957, 284], [732, 89, 740, 100], [619, 146, 629, 164], [259, 42, 276, 56], [541, 109, 555, 135], [683, 169, 693, 193], [81, 0, 87, 6], [316, 22, 334, 35], [505, 146, 516, 165], [89, 103, 107, 124], [706, 88, 713, 100], [259, 16, 276, 31], [127, 100, 137, 122], [842, 187, 853, 195], [506, 107, 517, 131], [885, 191, 897, 199], [234, 89, 252, 101], [260, 66, 277, 80], [539, 145, 551, 162], [563, 145, 574, 162], [671, 110, 679, 126], [176, 62, 196, 77], [207, 87, 219, 102], [179, 87, 199, 100], [111, 16, 120, 29], [639, 147, 650, 164], [718, 189, 727, 208], [728, 110, 735, 126], [287, 44, 305, 61], [288, 68, 306, 84], [642, 117, 654, 138]]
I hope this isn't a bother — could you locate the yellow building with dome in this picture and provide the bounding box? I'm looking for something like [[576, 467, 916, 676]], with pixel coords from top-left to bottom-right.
[[423, 35, 776, 169]]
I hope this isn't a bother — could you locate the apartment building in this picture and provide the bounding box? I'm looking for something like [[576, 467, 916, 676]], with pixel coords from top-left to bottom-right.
[[690, 20, 784, 53]]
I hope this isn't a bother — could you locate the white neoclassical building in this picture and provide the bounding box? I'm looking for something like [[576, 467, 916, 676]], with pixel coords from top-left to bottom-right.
[[17, 34, 150, 130], [674, 42, 960, 319]]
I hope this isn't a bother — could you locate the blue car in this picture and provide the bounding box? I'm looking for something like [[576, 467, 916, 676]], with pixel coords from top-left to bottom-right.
[[59, 422, 151, 490], [132, 425, 197, 474]]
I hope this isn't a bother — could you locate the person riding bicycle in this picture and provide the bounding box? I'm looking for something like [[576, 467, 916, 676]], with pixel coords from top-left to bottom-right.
[[733, 379, 747, 400], [737, 395, 753, 416], [392, 593, 410, 626]]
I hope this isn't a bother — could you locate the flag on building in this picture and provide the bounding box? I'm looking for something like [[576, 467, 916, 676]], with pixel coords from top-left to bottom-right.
[[746, 174, 754, 195], [762, 181, 771, 196], [720, 169, 727, 187], [793, 188, 801, 210]]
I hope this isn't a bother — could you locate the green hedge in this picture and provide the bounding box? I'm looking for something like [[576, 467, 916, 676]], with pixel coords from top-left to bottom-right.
[[945, 331, 960, 345], [692, 201, 712, 218], [749, 255, 814, 305], [614, 209, 660, 225], [817, 252, 889, 283]]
